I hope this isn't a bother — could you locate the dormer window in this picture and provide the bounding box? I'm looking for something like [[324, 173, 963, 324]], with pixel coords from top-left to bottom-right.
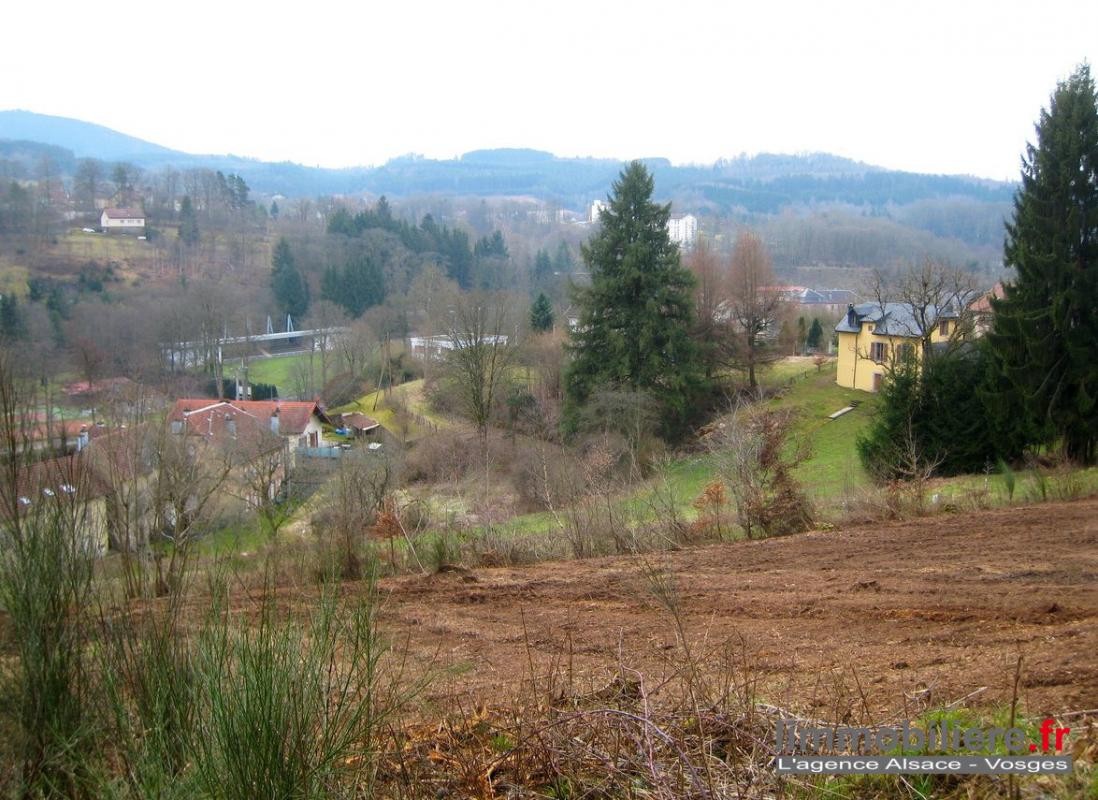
[[939, 320, 950, 336]]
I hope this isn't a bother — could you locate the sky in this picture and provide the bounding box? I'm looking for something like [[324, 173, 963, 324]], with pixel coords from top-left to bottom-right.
[[2, 0, 1096, 181]]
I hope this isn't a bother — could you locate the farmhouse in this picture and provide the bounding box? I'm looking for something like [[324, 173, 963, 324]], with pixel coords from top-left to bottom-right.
[[834, 302, 963, 392], [167, 399, 331, 460], [100, 207, 146, 233]]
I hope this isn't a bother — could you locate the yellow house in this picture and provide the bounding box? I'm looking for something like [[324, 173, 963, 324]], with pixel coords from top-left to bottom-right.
[[834, 303, 960, 392]]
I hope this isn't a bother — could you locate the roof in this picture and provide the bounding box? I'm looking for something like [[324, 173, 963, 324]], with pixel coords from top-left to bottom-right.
[[340, 412, 380, 432], [165, 401, 286, 463], [167, 399, 329, 436], [970, 283, 1004, 314], [834, 302, 962, 338], [63, 376, 136, 396], [102, 207, 145, 220], [3, 454, 111, 523]]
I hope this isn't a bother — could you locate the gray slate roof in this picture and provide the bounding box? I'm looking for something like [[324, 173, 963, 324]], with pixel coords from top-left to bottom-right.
[[834, 302, 960, 338]]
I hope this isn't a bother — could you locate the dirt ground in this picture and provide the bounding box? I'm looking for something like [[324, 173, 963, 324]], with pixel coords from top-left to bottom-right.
[[377, 498, 1098, 719]]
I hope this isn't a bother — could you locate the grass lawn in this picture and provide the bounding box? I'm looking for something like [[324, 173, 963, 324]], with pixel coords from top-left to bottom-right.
[[247, 353, 313, 393], [768, 362, 876, 498]]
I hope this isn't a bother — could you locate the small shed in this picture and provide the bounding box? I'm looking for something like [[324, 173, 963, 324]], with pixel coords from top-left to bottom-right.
[[339, 412, 381, 438]]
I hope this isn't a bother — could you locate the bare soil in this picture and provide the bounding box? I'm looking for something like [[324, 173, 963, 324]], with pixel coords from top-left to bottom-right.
[[378, 498, 1098, 718]]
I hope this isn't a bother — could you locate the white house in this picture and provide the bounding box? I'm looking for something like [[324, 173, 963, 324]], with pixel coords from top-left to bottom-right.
[[100, 207, 146, 233]]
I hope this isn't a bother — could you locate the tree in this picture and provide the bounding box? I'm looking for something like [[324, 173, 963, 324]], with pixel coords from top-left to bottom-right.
[[686, 238, 731, 379], [178, 195, 199, 246], [73, 158, 103, 215], [0, 294, 24, 341], [725, 231, 783, 389], [321, 254, 385, 317], [271, 237, 310, 320], [989, 63, 1098, 464], [565, 161, 706, 438], [858, 345, 1002, 480], [867, 259, 977, 363], [529, 293, 554, 333], [111, 161, 140, 204], [806, 318, 824, 351], [532, 249, 553, 287], [444, 294, 517, 501]]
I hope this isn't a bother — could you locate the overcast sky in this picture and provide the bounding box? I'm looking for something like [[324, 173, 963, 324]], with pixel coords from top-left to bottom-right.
[[3, 0, 1096, 181]]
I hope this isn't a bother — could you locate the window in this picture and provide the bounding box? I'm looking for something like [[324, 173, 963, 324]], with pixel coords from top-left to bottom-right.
[[897, 343, 916, 362], [870, 341, 888, 363], [939, 319, 950, 337]]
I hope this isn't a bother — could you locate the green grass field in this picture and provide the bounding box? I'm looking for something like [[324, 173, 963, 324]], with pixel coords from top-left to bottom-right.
[[768, 362, 876, 497], [246, 353, 313, 393]]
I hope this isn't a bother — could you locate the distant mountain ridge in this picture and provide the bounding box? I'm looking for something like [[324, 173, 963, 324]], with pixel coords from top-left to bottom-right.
[[0, 110, 1015, 217]]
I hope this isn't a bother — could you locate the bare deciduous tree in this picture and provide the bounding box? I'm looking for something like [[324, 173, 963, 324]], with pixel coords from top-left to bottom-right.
[[866, 260, 979, 363], [725, 231, 784, 390], [444, 294, 518, 501]]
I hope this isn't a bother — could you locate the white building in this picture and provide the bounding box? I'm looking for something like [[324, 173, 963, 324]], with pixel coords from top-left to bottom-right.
[[409, 333, 509, 361], [100, 207, 145, 233], [667, 213, 698, 249], [589, 200, 608, 224]]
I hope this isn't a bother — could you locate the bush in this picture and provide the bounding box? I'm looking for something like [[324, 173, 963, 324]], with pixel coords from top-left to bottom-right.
[[708, 407, 813, 539], [858, 345, 1007, 481]]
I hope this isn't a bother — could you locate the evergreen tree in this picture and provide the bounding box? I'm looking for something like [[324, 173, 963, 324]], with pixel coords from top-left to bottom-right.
[[859, 345, 1003, 479], [0, 294, 24, 340], [271, 237, 310, 320], [320, 256, 386, 318], [565, 162, 707, 438], [553, 241, 574, 273], [178, 195, 199, 246], [988, 64, 1098, 463], [533, 249, 553, 286], [806, 318, 824, 351], [530, 293, 554, 332]]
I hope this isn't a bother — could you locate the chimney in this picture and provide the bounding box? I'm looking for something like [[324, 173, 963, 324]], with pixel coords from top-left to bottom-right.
[[76, 426, 89, 452], [846, 303, 857, 328], [270, 406, 280, 435], [225, 413, 236, 438]]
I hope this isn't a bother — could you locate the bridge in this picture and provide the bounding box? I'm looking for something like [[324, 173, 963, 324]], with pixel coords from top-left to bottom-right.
[[163, 315, 348, 369]]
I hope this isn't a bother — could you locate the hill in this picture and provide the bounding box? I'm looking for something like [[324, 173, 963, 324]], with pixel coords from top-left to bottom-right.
[[0, 109, 182, 162], [0, 110, 1013, 205], [0, 110, 1015, 255]]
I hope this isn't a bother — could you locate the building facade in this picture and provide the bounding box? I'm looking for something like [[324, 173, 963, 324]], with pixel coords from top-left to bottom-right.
[[834, 303, 960, 392]]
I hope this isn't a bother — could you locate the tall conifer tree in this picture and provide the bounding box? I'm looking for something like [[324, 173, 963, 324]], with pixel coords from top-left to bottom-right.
[[565, 162, 706, 437], [989, 64, 1098, 463], [271, 237, 310, 321]]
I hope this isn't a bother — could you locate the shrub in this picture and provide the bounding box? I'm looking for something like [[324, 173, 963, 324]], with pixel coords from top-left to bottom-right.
[[708, 407, 814, 539], [858, 345, 1008, 481]]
